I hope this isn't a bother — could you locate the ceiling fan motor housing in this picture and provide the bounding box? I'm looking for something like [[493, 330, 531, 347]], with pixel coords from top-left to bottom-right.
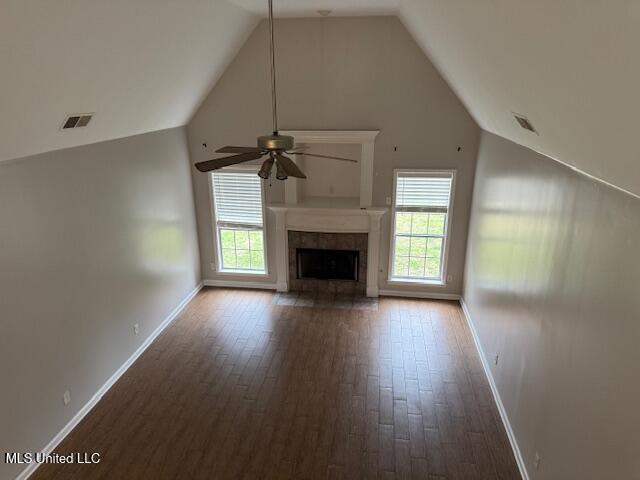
[[258, 134, 294, 151]]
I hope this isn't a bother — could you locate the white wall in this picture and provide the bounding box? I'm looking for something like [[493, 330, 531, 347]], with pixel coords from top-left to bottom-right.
[[188, 16, 480, 295], [0, 0, 257, 163], [297, 144, 362, 201], [0, 127, 201, 480], [463, 132, 640, 479]]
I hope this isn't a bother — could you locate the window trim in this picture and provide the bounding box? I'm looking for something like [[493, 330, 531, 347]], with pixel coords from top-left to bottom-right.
[[208, 166, 269, 276], [387, 169, 456, 286]]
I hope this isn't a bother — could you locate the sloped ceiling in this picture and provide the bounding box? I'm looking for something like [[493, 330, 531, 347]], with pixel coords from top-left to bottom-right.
[[4, 0, 639, 198], [0, 0, 257, 163], [233, 0, 640, 197], [399, 0, 640, 197], [229, 0, 399, 16]]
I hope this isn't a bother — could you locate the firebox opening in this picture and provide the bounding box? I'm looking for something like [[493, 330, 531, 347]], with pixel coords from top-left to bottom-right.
[[296, 248, 359, 281]]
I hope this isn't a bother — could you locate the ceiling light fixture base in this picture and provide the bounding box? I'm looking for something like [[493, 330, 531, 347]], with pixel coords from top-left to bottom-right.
[[258, 135, 294, 151]]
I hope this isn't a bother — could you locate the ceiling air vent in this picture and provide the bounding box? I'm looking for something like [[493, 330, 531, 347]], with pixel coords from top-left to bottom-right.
[[61, 113, 93, 130], [513, 113, 538, 134]]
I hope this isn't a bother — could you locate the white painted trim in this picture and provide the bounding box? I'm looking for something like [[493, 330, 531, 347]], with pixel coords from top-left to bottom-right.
[[267, 206, 387, 297], [279, 130, 380, 144], [359, 140, 376, 208], [279, 129, 380, 208], [271, 208, 289, 292], [378, 289, 461, 300], [203, 279, 278, 290], [16, 282, 203, 480], [208, 167, 269, 276], [386, 278, 447, 288], [268, 204, 387, 216], [387, 169, 456, 286], [459, 298, 530, 480], [366, 213, 383, 297], [213, 270, 269, 277]]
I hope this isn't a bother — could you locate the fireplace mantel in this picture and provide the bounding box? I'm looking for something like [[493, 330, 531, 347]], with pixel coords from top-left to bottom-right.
[[268, 204, 387, 297]]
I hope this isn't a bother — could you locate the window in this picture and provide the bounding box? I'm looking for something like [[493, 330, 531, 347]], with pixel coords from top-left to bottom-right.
[[390, 170, 454, 284], [211, 171, 266, 273]]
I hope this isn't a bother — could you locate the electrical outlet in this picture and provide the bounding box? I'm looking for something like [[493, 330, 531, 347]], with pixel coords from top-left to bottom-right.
[[133, 323, 139, 335], [494, 354, 499, 366], [533, 452, 541, 470], [446, 274, 453, 282], [385, 196, 391, 205], [210, 262, 216, 271], [63, 390, 71, 406]]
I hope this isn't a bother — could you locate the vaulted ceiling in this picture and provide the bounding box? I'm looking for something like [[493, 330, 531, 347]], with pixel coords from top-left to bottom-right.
[[2, 0, 639, 197], [399, 0, 640, 198], [0, 0, 257, 162], [228, 0, 399, 16]]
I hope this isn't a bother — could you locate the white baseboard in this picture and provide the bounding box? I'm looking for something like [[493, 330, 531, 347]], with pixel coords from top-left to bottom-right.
[[204, 282, 457, 300], [378, 289, 461, 300], [203, 279, 278, 290], [16, 282, 203, 480], [459, 299, 530, 480]]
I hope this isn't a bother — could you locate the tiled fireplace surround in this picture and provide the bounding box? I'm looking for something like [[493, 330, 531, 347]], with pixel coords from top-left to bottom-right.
[[288, 231, 368, 295]]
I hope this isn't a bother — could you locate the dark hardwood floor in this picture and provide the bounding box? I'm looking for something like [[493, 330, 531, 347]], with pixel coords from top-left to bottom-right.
[[32, 287, 521, 479]]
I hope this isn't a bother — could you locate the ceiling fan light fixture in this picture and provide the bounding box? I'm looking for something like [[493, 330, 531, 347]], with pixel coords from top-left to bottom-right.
[[258, 157, 275, 179], [275, 161, 288, 180]]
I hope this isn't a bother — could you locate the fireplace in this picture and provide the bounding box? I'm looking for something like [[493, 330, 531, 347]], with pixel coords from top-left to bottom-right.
[[288, 231, 368, 294], [268, 199, 386, 297], [297, 248, 359, 281]]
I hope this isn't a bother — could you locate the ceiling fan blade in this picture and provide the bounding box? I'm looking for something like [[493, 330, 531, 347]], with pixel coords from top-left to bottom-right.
[[295, 152, 358, 163], [285, 146, 309, 154], [194, 152, 264, 172], [275, 154, 307, 179], [216, 146, 263, 153]]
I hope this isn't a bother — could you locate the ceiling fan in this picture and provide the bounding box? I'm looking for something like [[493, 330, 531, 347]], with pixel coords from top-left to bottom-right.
[[194, 0, 356, 180]]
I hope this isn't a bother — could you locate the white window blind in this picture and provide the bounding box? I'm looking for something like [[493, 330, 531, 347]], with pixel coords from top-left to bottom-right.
[[395, 172, 453, 213], [212, 172, 263, 228]]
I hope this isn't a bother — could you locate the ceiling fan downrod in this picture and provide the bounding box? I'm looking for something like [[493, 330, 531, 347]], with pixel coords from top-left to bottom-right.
[[258, 0, 294, 151], [193, 0, 358, 178], [268, 0, 278, 136]]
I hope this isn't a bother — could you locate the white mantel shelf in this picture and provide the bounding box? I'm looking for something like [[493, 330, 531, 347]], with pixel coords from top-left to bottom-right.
[[267, 203, 388, 297], [268, 202, 387, 217]]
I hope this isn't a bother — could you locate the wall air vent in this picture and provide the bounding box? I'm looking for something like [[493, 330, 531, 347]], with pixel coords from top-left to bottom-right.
[[513, 113, 538, 134], [61, 113, 93, 130]]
